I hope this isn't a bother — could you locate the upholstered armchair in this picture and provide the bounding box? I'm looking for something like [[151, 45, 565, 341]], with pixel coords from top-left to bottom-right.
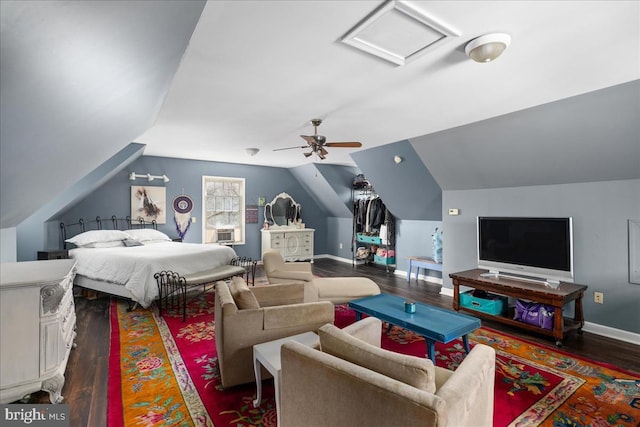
[[262, 249, 313, 284], [280, 317, 496, 427], [214, 277, 334, 388]]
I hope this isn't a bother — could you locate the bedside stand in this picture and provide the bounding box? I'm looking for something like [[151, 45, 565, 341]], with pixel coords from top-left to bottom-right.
[[37, 250, 69, 260]]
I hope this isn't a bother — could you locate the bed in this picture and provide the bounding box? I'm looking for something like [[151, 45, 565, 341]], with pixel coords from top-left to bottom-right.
[[61, 216, 237, 308]]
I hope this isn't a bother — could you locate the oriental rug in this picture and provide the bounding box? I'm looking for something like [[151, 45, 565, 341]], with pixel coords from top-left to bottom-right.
[[108, 292, 640, 427]]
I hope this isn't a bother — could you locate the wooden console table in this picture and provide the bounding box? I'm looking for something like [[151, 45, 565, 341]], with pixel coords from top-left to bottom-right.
[[449, 269, 587, 346]]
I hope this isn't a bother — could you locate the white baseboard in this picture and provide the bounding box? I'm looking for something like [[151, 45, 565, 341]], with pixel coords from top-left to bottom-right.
[[393, 269, 443, 286], [582, 322, 640, 345], [440, 287, 454, 297]]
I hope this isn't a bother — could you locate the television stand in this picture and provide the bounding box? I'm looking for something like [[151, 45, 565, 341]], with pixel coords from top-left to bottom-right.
[[480, 271, 560, 288], [450, 269, 588, 346]]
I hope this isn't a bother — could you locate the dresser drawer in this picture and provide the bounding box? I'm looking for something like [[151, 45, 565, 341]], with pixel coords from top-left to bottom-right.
[[60, 297, 75, 337], [270, 232, 285, 242]]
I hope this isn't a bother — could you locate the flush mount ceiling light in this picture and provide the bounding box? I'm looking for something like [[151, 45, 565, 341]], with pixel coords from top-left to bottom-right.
[[465, 33, 511, 63], [245, 148, 260, 157], [341, 0, 460, 66]]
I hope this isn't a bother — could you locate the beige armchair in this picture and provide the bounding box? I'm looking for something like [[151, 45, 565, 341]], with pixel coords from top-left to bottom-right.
[[262, 249, 314, 284], [214, 277, 334, 388], [262, 249, 381, 303], [280, 317, 495, 427]]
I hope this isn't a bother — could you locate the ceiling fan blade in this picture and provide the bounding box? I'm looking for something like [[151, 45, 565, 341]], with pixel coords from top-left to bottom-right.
[[273, 145, 307, 151], [324, 142, 362, 148], [303, 151, 313, 158], [300, 135, 316, 146], [319, 147, 329, 157]]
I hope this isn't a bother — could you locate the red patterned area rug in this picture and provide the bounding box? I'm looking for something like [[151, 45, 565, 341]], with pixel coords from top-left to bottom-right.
[[108, 292, 640, 427]]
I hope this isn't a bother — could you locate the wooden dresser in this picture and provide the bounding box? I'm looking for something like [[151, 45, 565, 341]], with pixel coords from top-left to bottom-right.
[[261, 228, 315, 262], [0, 259, 77, 403]]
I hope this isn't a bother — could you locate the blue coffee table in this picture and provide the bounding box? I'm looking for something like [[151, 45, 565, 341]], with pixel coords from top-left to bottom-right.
[[348, 294, 481, 363]]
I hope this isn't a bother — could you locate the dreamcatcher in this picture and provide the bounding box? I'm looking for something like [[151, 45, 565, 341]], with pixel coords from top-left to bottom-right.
[[172, 194, 194, 240]]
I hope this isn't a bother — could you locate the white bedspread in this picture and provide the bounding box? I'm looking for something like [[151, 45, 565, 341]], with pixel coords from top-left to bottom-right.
[[69, 242, 237, 308]]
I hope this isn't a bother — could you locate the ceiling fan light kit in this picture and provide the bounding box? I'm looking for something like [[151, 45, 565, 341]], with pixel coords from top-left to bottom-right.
[[465, 33, 511, 63]]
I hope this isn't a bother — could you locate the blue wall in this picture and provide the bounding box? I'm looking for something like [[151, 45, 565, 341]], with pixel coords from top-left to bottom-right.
[[55, 156, 328, 261], [351, 140, 442, 221]]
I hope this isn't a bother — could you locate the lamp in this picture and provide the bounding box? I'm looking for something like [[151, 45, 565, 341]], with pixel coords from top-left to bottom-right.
[[245, 148, 260, 156], [129, 172, 170, 183], [465, 33, 511, 63]]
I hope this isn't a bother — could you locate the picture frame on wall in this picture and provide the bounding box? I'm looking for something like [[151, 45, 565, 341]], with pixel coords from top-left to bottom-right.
[[131, 186, 166, 224]]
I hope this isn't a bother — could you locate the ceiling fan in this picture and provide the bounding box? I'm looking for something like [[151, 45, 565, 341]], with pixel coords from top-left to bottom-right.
[[273, 119, 362, 160]]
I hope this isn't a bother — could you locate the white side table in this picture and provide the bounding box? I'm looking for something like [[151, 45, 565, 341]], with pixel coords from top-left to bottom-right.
[[252, 331, 319, 426]]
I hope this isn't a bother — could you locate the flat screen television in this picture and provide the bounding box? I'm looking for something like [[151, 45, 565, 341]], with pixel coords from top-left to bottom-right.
[[477, 216, 574, 284]]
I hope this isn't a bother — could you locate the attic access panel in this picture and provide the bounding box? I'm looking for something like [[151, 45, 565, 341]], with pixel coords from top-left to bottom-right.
[[341, 0, 460, 66]]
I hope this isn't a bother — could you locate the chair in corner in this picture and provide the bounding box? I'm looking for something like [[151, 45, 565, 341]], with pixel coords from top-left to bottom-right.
[[262, 249, 314, 284], [214, 276, 334, 389]]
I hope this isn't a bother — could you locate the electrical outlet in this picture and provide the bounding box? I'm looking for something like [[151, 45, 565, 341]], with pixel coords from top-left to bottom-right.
[[594, 292, 604, 304], [339, 243, 343, 249], [191, 217, 197, 223]]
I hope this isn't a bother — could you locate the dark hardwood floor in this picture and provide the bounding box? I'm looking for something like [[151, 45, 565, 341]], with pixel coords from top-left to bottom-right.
[[24, 258, 640, 426]]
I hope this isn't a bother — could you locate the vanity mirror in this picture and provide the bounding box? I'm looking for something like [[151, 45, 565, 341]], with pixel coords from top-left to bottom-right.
[[264, 192, 302, 228], [261, 192, 314, 261]]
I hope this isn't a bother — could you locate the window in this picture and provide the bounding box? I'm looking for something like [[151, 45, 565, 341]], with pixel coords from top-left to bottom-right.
[[202, 176, 245, 245]]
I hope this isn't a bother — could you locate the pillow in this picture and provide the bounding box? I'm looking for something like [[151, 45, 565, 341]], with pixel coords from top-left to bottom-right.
[[319, 323, 436, 393], [125, 229, 171, 243], [80, 240, 125, 248], [228, 277, 260, 309], [65, 230, 132, 246], [123, 238, 144, 247]]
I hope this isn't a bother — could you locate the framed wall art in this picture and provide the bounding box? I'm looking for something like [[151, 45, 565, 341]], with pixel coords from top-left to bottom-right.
[[131, 186, 166, 224]]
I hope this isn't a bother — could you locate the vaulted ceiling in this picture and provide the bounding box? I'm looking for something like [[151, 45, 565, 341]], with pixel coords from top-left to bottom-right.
[[1, 1, 639, 229]]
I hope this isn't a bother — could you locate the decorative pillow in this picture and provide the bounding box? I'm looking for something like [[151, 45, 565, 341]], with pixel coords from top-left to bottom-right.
[[228, 277, 260, 309], [319, 323, 436, 393], [123, 238, 144, 247], [80, 240, 125, 248], [125, 229, 171, 243], [65, 230, 132, 246]]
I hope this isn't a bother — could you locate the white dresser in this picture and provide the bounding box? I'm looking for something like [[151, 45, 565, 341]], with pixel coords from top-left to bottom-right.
[[0, 259, 77, 404], [261, 228, 315, 262]]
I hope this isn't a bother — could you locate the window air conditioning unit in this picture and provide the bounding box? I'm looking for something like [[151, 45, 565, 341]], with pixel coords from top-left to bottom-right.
[[215, 229, 235, 243]]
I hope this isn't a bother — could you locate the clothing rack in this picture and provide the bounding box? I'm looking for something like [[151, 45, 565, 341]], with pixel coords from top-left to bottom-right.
[[351, 177, 395, 272]]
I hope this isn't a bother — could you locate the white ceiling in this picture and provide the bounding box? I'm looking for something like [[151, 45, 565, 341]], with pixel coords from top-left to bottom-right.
[[138, 0, 640, 168], [1, 0, 638, 230]]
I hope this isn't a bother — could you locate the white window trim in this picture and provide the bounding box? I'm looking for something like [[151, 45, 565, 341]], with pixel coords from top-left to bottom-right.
[[202, 175, 246, 245]]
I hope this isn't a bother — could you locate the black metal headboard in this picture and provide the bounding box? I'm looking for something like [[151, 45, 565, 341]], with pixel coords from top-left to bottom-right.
[[60, 215, 158, 249]]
